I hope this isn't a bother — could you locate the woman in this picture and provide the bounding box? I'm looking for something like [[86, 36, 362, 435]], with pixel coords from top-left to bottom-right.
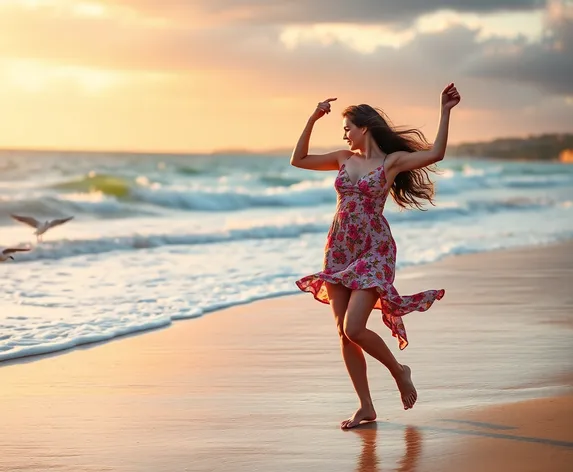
[[291, 83, 461, 430]]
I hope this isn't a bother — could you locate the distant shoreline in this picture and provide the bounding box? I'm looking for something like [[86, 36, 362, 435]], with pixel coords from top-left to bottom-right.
[[447, 133, 573, 162]]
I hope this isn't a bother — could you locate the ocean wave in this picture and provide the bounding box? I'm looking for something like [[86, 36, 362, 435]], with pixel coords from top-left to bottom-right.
[[439, 167, 572, 192], [0, 193, 155, 224], [130, 181, 336, 211], [52, 173, 132, 198], [499, 174, 573, 188], [7, 194, 566, 262], [63, 171, 563, 213], [7, 161, 570, 217], [175, 165, 203, 176], [0, 287, 303, 363], [10, 220, 332, 262], [258, 174, 305, 187], [46, 171, 334, 211], [386, 195, 562, 223]]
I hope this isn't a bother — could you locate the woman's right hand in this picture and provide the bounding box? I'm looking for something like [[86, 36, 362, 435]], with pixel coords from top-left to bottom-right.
[[310, 98, 337, 121]]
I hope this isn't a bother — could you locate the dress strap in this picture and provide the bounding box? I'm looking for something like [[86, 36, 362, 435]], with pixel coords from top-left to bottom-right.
[[339, 153, 353, 170]]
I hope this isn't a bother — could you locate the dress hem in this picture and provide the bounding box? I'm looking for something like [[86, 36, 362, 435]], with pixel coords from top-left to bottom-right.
[[295, 272, 445, 350]]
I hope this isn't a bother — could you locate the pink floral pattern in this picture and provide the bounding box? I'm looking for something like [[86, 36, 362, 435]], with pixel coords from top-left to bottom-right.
[[296, 162, 445, 350]]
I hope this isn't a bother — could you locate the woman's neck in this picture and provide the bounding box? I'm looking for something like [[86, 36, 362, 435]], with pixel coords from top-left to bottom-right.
[[358, 136, 386, 160]]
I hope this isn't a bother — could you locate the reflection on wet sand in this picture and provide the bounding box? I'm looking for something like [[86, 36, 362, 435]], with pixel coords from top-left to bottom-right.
[[351, 423, 422, 472]]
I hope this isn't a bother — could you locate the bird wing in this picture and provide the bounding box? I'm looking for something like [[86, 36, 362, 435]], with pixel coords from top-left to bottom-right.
[[2, 247, 31, 255], [47, 216, 74, 228], [10, 214, 41, 228]]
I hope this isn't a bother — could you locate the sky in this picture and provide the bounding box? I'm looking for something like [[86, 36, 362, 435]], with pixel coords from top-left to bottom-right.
[[0, 0, 571, 153]]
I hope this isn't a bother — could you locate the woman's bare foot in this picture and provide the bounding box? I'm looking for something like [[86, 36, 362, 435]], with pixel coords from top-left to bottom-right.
[[394, 364, 417, 410], [340, 405, 377, 430]]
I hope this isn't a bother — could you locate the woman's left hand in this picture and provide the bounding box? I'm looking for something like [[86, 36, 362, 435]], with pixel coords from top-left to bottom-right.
[[441, 83, 461, 112]]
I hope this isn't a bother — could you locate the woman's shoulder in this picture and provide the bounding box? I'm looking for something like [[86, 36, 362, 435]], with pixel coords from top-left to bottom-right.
[[384, 151, 409, 170], [335, 149, 355, 166]]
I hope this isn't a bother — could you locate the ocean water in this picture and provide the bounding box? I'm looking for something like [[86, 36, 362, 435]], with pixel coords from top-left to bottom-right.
[[0, 150, 572, 362]]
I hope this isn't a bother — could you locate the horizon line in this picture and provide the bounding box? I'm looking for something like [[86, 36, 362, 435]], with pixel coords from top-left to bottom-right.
[[0, 131, 570, 156]]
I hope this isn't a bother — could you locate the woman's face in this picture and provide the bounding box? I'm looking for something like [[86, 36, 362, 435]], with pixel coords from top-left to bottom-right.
[[342, 116, 365, 151]]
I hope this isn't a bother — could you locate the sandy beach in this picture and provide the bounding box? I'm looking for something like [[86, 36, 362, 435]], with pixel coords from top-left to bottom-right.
[[1, 241, 572, 472]]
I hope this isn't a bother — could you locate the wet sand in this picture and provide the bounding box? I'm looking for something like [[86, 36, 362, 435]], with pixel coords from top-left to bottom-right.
[[1, 241, 572, 471]]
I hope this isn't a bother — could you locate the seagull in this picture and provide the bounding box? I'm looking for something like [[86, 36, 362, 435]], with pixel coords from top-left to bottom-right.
[[0, 246, 31, 262], [10, 214, 74, 242]]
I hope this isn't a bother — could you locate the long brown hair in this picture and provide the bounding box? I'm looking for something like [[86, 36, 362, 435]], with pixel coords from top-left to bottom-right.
[[343, 104, 437, 210]]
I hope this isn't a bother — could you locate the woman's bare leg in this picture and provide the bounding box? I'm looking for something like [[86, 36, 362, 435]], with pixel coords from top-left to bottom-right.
[[344, 289, 417, 414], [326, 282, 376, 429]]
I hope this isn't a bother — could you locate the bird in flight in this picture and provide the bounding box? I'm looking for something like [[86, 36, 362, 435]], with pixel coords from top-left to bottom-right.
[[10, 214, 74, 242], [0, 246, 31, 262]]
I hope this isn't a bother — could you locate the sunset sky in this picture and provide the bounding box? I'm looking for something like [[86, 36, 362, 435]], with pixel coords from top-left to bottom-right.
[[0, 0, 571, 153]]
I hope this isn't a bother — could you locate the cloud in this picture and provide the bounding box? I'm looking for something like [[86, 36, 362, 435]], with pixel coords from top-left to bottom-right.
[[101, 0, 542, 25], [464, 0, 573, 95], [207, 0, 543, 24], [1, 0, 571, 147], [0, 1, 568, 101]]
